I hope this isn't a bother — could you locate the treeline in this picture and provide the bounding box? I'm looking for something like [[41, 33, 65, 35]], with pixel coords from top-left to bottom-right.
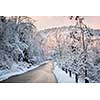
[[45, 25, 100, 82], [0, 16, 45, 70]]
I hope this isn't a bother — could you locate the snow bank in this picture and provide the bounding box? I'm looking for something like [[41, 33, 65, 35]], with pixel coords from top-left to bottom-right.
[[0, 61, 49, 81], [53, 62, 83, 83]]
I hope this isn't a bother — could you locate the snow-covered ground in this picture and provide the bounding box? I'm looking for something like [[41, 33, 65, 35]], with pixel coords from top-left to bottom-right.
[[53, 62, 84, 83], [0, 61, 49, 81]]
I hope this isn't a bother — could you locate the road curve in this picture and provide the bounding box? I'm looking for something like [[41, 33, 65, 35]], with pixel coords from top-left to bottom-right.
[[0, 61, 57, 83]]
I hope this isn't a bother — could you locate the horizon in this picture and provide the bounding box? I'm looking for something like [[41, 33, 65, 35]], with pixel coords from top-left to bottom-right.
[[32, 16, 100, 30]]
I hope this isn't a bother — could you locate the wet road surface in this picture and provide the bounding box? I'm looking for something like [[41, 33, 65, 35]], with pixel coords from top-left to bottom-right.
[[1, 61, 57, 83]]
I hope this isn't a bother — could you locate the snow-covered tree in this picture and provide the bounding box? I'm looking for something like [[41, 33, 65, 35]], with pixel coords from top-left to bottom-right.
[[0, 16, 46, 70]]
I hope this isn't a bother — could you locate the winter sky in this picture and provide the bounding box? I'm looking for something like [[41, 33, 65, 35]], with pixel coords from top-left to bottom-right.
[[32, 16, 100, 30]]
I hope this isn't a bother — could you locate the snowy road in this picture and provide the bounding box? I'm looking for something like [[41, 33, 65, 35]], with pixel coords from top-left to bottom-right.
[[1, 61, 57, 83]]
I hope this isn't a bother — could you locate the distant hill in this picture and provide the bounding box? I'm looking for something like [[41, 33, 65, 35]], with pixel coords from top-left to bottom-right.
[[37, 25, 100, 38]]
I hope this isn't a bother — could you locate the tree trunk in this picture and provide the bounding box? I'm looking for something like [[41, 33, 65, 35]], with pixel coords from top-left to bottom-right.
[[69, 70, 72, 77], [75, 73, 78, 83], [66, 69, 68, 73], [85, 69, 87, 77]]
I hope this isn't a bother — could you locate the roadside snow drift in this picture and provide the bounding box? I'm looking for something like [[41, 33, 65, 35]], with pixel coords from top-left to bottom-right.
[[53, 62, 82, 83], [0, 61, 48, 81]]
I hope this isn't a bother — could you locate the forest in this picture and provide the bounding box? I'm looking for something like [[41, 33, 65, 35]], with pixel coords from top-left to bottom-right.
[[0, 16, 100, 83]]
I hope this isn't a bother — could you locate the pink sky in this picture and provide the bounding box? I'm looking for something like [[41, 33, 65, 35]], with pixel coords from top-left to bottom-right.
[[32, 16, 100, 30]]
